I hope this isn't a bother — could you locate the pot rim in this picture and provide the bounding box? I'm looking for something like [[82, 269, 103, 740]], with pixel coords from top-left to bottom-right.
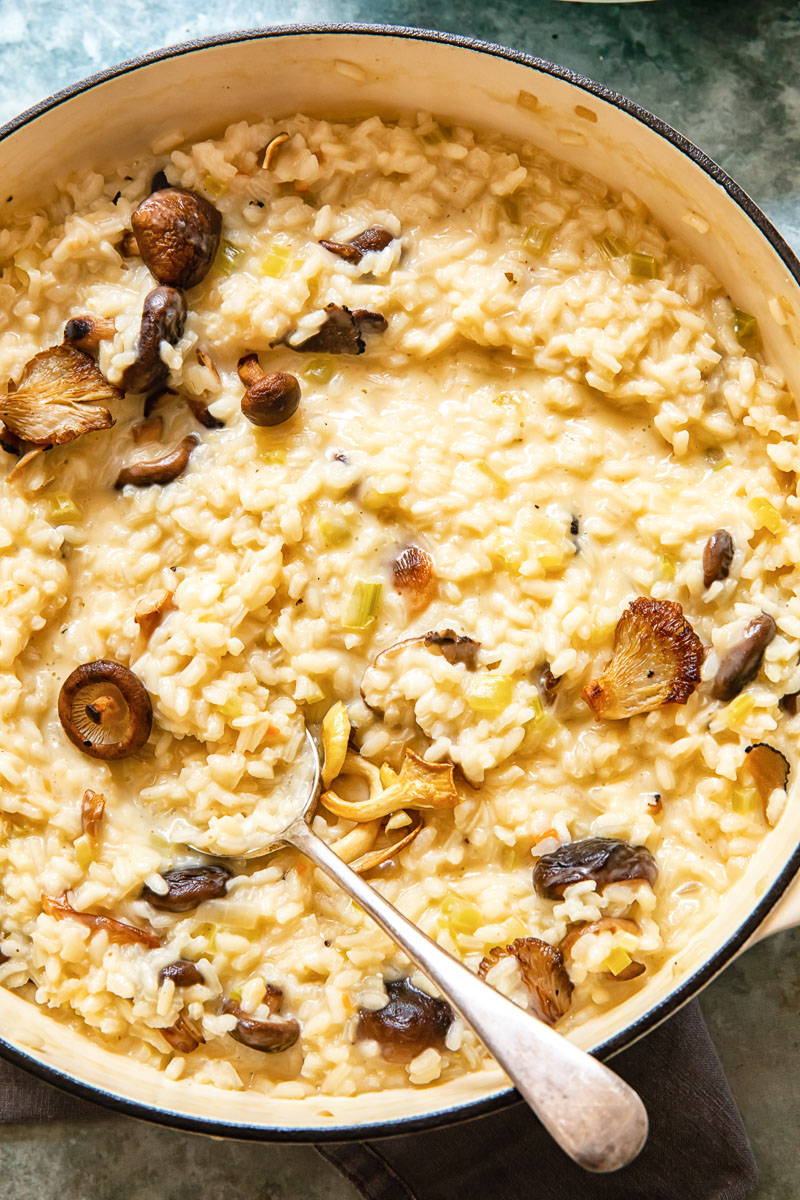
[[1, 21, 799, 1142]]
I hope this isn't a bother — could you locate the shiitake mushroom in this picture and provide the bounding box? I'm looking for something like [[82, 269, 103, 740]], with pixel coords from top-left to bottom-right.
[[141, 865, 231, 912], [356, 978, 453, 1063], [58, 661, 152, 760], [131, 188, 222, 290], [533, 838, 658, 901]]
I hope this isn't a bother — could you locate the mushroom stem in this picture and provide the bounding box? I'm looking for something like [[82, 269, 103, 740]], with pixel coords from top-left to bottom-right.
[[85, 694, 123, 725], [237, 354, 263, 388], [63, 316, 116, 351], [115, 433, 199, 489]]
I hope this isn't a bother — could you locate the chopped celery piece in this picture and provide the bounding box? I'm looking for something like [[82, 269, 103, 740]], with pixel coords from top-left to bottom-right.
[[604, 947, 633, 977], [467, 674, 513, 715], [475, 460, 509, 496], [731, 786, 758, 816], [660, 553, 677, 580], [202, 174, 227, 199], [303, 357, 334, 384], [501, 845, 517, 872], [261, 243, 292, 278], [440, 893, 483, 935], [749, 496, 782, 534], [733, 306, 759, 345], [343, 581, 382, 632], [74, 834, 93, 871], [594, 232, 627, 260], [216, 240, 245, 277], [47, 494, 82, 523], [318, 511, 351, 547], [726, 693, 755, 727], [523, 224, 554, 255], [629, 251, 661, 279]]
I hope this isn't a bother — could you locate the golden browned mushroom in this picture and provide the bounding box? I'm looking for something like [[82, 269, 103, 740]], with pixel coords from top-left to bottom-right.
[[131, 187, 222, 290], [134, 589, 175, 640], [582, 598, 704, 720], [41, 892, 160, 948], [115, 433, 199, 489], [161, 1012, 204, 1053], [0, 345, 120, 447], [392, 545, 435, 611], [58, 660, 153, 760], [533, 838, 658, 900], [478, 937, 573, 1026], [744, 742, 790, 807], [319, 226, 394, 264], [63, 315, 117, 352], [223, 989, 300, 1053], [356, 978, 453, 1063], [81, 789, 106, 848], [321, 749, 461, 822], [121, 286, 187, 394], [237, 354, 301, 427], [141, 865, 231, 912], [711, 613, 777, 702]]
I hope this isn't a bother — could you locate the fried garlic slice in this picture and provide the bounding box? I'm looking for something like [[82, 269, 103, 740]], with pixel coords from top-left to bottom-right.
[[582, 597, 704, 720]]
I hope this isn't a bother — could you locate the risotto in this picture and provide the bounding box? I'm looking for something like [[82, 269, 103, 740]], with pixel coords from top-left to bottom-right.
[[0, 110, 797, 1097]]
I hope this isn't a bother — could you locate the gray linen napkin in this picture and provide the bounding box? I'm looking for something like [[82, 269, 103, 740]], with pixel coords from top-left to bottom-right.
[[0, 1001, 757, 1199]]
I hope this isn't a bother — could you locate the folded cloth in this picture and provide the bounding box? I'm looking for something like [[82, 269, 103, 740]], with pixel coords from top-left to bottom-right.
[[0, 1001, 757, 1199]]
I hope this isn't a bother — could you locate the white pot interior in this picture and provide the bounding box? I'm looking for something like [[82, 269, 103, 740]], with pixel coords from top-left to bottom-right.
[[2, 28, 799, 1134]]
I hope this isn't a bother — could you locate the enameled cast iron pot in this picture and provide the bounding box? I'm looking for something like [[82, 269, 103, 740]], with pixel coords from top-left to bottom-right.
[[1, 24, 799, 1141]]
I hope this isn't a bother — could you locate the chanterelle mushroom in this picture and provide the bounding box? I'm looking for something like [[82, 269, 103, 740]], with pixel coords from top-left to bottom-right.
[[321, 748, 460, 822], [131, 187, 222, 290], [58, 660, 153, 759], [582, 597, 704, 719], [0, 345, 120, 446], [478, 937, 572, 1026]]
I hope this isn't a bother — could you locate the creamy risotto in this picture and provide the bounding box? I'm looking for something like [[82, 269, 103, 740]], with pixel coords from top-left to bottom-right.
[[0, 111, 797, 1097]]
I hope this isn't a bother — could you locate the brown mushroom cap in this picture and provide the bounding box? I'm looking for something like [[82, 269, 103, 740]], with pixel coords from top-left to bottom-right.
[[131, 188, 222, 290], [711, 613, 777, 702], [120, 286, 187, 394], [356, 978, 453, 1063], [237, 355, 301, 427], [533, 837, 658, 900], [58, 660, 153, 759], [223, 997, 300, 1054], [141, 865, 231, 912]]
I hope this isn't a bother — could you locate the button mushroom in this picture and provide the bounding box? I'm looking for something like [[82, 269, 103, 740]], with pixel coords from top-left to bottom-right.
[[237, 355, 301, 427], [702, 529, 734, 588], [158, 959, 204, 987], [711, 613, 777, 702], [115, 433, 199, 489], [130, 187, 222, 290], [58, 660, 153, 760], [120, 286, 187, 394], [223, 988, 300, 1053], [0, 345, 120, 447], [290, 303, 365, 355], [356, 978, 453, 1063], [582, 598, 705, 719], [141, 865, 231, 912], [319, 226, 394, 264], [478, 937, 573, 1025], [533, 838, 658, 900]]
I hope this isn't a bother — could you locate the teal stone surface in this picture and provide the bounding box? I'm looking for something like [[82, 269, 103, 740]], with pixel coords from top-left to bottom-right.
[[1, 3, 799, 1197]]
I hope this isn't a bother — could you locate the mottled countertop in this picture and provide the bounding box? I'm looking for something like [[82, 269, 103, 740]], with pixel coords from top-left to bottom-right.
[[1, 2, 799, 1197]]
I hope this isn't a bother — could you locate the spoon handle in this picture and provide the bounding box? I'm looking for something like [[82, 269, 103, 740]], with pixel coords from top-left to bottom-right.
[[288, 819, 648, 1172]]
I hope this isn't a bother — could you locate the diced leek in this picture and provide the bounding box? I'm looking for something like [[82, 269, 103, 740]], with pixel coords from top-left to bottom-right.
[[595, 232, 627, 260], [467, 674, 513, 715], [218, 696, 243, 718], [47, 494, 82, 523], [379, 763, 398, 788], [726, 693, 755, 727], [322, 701, 350, 787], [475, 460, 509, 496], [749, 496, 782, 534], [538, 546, 566, 571], [74, 834, 93, 871], [527, 693, 546, 728], [228, 986, 242, 1003], [202, 174, 228, 199], [660, 553, 677, 580], [523, 224, 554, 255], [318, 511, 351, 547], [216, 240, 245, 277], [261, 242, 292, 278], [493, 537, 523, 572], [194, 923, 218, 950], [440, 893, 483, 935], [303, 358, 334, 384], [714, 457, 731, 472], [501, 845, 517, 872], [733, 306, 759, 345], [343, 581, 382, 632], [629, 251, 661, 279], [604, 947, 633, 977], [731, 786, 758, 816], [259, 448, 287, 465]]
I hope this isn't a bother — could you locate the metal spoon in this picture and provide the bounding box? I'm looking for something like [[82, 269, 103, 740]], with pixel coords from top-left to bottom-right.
[[177, 732, 648, 1172]]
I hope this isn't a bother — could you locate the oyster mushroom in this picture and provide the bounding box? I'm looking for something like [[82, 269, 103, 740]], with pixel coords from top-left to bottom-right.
[[356, 978, 453, 1063], [115, 433, 199, 489], [331, 811, 423, 873], [141, 865, 231, 912], [582, 597, 704, 719], [744, 742, 790, 807], [261, 131, 290, 170], [321, 748, 460, 822], [237, 354, 301, 427], [63, 315, 116, 352], [533, 837, 658, 901], [130, 187, 222, 289], [319, 225, 394, 264], [120, 286, 187, 394], [0, 345, 120, 446], [161, 1012, 204, 1054], [423, 630, 481, 670], [478, 937, 573, 1026], [560, 917, 645, 982], [711, 613, 777, 702], [224, 988, 300, 1053], [41, 892, 160, 948], [58, 660, 153, 760]]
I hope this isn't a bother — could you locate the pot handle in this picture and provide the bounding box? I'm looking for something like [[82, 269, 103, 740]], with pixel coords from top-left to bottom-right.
[[747, 874, 800, 945]]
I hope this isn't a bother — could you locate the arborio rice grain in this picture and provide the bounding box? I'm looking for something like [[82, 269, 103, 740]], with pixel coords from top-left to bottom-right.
[[0, 111, 796, 1097]]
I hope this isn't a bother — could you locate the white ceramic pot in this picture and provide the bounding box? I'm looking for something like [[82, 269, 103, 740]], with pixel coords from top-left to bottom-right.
[[1, 24, 798, 1140]]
